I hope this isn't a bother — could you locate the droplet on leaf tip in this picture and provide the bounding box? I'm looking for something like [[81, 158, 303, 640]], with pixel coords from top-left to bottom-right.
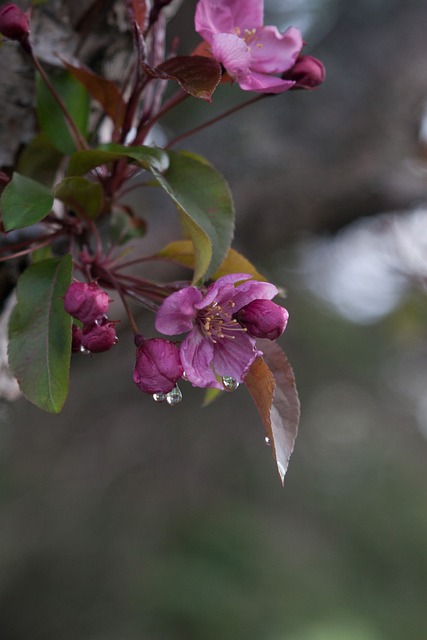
[[221, 376, 239, 391]]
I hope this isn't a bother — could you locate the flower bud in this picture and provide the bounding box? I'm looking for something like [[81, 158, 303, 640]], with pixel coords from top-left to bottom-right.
[[236, 299, 288, 340], [133, 337, 183, 394], [81, 319, 118, 353], [0, 4, 30, 43], [71, 324, 83, 353], [64, 281, 110, 325], [282, 55, 325, 90]]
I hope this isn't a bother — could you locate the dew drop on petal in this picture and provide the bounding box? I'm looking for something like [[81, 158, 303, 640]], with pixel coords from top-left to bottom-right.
[[153, 392, 166, 403], [222, 376, 239, 392], [166, 385, 182, 406]]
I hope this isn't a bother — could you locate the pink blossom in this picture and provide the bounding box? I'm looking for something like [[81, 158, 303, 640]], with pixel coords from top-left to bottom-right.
[[236, 299, 288, 340], [283, 54, 326, 90], [81, 318, 118, 353], [194, 0, 303, 93], [133, 337, 183, 394], [64, 281, 110, 325], [155, 274, 287, 389]]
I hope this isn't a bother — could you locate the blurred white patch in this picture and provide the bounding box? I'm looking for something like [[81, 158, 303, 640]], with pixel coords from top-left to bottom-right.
[[298, 208, 427, 324], [0, 293, 21, 401]]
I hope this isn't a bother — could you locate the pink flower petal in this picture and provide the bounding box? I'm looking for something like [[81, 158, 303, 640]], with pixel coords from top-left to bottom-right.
[[195, 0, 263, 42], [180, 330, 221, 388], [211, 33, 251, 79], [238, 71, 295, 94], [212, 332, 261, 382], [250, 26, 303, 74], [231, 280, 278, 312], [196, 273, 253, 309], [155, 287, 202, 335]]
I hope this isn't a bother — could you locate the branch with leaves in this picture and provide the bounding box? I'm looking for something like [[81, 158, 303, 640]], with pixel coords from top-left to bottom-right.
[[0, 0, 325, 482]]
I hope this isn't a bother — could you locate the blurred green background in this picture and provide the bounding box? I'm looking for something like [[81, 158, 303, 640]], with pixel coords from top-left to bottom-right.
[[1, 0, 427, 638]]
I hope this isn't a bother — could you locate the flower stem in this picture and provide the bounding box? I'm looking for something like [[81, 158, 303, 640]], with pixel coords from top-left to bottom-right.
[[31, 54, 89, 151], [166, 94, 266, 148]]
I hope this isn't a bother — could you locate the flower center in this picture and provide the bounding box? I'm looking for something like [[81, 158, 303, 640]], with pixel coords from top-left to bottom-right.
[[197, 300, 247, 344]]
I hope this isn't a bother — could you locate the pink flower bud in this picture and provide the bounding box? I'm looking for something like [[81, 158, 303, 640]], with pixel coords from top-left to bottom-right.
[[133, 337, 183, 394], [81, 318, 118, 353], [282, 55, 325, 90], [236, 299, 288, 340], [0, 4, 30, 42], [64, 281, 110, 325], [71, 324, 83, 353]]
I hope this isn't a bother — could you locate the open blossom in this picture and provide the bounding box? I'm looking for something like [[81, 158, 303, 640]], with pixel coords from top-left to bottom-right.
[[155, 273, 288, 389], [195, 0, 303, 93]]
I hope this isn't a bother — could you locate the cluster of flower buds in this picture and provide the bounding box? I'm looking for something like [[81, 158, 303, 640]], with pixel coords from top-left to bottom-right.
[[64, 282, 118, 354]]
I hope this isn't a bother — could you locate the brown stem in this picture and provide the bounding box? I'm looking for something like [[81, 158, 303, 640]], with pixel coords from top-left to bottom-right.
[[166, 94, 266, 148]]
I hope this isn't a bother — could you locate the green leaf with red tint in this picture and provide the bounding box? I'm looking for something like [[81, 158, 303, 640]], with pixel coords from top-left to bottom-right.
[[245, 342, 300, 484], [61, 59, 126, 129], [8, 255, 73, 414], [54, 176, 104, 219], [156, 56, 222, 101], [0, 172, 54, 231]]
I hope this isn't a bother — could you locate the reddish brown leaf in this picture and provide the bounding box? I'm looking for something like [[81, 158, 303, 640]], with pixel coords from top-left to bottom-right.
[[245, 341, 300, 484], [156, 56, 222, 101], [61, 59, 126, 128], [126, 0, 148, 31]]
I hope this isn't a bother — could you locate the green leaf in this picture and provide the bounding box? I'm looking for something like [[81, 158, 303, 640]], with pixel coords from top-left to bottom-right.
[[67, 144, 169, 177], [54, 176, 103, 219], [245, 342, 300, 485], [17, 133, 63, 187], [36, 68, 90, 155], [157, 241, 268, 282], [8, 255, 73, 413], [0, 172, 54, 231], [151, 151, 235, 283]]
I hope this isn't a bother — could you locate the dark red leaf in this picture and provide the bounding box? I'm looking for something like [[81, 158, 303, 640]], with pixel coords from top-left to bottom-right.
[[245, 341, 300, 484], [61, 59, 126, 128], [156, 56, 222, 101]]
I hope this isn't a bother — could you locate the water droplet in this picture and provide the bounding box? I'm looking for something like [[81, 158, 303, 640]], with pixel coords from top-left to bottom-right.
[[166, 385, 182, 406], [80, 345, 91, 355], [265, 436, 271, 446], [222, 376, 239, 392], [182, 371, 188, 381], [153, 392, 166, 403]]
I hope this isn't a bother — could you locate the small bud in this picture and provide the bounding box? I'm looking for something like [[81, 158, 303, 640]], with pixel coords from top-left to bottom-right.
[[236, 299, 288, 340], [81, 318, 118, 353], [71, 324, 83, 353], [282, 55, 325, 90], [133, 337, 183, 394], [64, 281, 110, 325], [0, 4, 30, 46]]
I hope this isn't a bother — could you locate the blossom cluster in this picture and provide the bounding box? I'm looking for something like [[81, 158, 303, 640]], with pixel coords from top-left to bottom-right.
[[63, 275, 288, 404]]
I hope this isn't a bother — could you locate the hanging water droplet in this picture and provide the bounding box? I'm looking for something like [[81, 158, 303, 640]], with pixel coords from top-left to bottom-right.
[[182, 371, 188, 381], [264, 436, 271, 446], [153, 392, 166, 403], [165, 385, 182, 406], [222, 376, 239, 392], [80, 345, 91, 355]]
